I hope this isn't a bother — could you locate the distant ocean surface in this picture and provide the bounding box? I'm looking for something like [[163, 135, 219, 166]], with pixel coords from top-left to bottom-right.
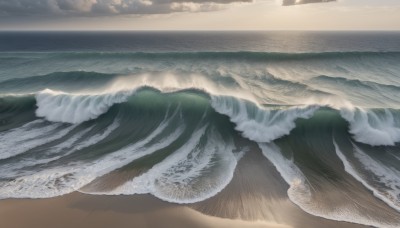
[[1, 31, 400, 227]]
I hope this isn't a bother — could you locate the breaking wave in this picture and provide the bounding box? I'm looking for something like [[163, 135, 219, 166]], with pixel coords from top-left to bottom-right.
[[1, 50, 400, 227]]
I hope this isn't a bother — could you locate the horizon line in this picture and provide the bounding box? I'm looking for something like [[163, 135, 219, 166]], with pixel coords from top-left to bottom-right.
[[1, 29, 400, 32]]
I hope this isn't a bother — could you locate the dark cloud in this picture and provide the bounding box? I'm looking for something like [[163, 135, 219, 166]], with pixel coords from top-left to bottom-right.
[[0, 0, 254, 16], [282, 0, 336, 6], [0, 0, 335, 17]]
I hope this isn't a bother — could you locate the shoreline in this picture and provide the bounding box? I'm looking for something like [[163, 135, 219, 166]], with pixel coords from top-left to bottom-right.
[[0, 149, 367, 228], [0, 192, 289, 228]]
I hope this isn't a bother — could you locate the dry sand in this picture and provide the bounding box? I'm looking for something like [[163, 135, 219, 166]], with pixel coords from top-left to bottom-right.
[[0, 192, 291, 228]]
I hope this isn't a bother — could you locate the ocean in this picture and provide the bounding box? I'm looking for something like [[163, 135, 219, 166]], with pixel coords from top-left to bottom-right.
[[0, 31, 400, 227]]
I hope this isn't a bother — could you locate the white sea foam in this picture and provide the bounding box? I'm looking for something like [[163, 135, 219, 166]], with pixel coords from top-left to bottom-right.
[[391, 152, 400, 162], [0, 119, 120, 179], [211, 96, 318, 143], [341, 108, 400, 146], [0, 126, 93, 178], [0, 111, 183, 199], [334, 141, 400, 212], [72, 119, 120, 150], [258, 143, 310, 203], [0, 120, 77, 160], [50, 126, 95, 153], [106, 126, 207, 196], [260, 142, 399, 228], [35, 89, 134, 124], [107, 126, 240, 204]]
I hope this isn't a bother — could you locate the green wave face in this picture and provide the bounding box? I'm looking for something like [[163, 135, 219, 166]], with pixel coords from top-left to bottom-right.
[[1, 49, 400, 227]]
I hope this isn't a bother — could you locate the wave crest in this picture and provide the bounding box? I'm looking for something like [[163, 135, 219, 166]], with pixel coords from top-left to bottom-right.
[[341, 108, 400, 146], [35, 89, 133, 124], [212, 96, 318, 143]]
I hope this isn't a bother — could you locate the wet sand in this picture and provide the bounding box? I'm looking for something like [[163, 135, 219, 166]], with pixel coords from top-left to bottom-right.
[[0, 192, 290, 228], [192, 143, 367, 228], [0, 146, 370, 228]]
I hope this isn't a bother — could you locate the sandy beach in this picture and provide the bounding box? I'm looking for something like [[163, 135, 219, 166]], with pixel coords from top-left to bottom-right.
[[0, 148, 368, 228], [0, 192, 291, 228]]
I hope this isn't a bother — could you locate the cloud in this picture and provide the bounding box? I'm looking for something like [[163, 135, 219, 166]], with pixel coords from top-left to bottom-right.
[[0, 0, 334, 16], [0, 0, 252, 16], [282, 0, 336, 6]]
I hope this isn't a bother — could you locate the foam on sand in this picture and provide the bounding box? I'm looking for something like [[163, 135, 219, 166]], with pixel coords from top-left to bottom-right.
[[260, 142, 399, 228], [108, 126, 242, 204]]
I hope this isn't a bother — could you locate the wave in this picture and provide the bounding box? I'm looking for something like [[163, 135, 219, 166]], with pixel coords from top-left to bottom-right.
[[261, 142, 399, 228], [103, 126, 242, 204], [340, 108, 400, 146], [2, 36, 400, 228], [0, 108, 185, 198], [0, 102, 240, 204], [312, 75, 400, 92], [2, 86, 400, 147], [1, 85, 400, 226], [35, 89, 134, 124], [211, 96, 318, 143], [0, 120, 77, 160], [0, 118, 120, 179], [0, 71, 116, 94], [334, 141, 400, 212]]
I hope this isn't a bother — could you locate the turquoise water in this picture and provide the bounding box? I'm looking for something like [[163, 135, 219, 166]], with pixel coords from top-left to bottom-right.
[[0, 31, 400, 227]]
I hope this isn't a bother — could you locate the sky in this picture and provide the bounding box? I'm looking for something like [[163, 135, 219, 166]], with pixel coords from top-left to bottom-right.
[[0, 0, 399, 30]]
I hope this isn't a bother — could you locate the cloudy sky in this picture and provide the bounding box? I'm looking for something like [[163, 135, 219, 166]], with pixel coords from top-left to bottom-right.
[[0, 0, 399, 30]]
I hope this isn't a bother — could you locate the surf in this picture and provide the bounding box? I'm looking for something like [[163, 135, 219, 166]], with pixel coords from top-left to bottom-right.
[[1, 49, 400, 227]]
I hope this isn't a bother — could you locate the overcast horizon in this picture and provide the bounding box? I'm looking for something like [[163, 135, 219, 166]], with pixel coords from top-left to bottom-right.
[[1, 0, 400, 30]]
